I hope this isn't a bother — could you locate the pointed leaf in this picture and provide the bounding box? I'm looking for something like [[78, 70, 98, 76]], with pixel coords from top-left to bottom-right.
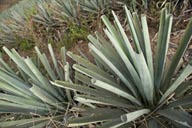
[[158, 109, 192, 127]]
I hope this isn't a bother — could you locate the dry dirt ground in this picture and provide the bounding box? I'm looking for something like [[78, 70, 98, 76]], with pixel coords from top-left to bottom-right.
[[0, 0, 19, 12]]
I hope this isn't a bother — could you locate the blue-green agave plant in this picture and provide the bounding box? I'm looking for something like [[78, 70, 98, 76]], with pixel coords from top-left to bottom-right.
[[52, 5, 192, 128], [0, 44, 72, 128]]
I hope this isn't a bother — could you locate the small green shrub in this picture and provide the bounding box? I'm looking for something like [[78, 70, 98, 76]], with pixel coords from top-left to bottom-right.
[[63, 23, 89, 48], [18, 39, 34, 50]]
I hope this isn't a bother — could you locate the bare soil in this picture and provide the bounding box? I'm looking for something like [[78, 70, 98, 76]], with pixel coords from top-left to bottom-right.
[[0, 0, 19, 12]]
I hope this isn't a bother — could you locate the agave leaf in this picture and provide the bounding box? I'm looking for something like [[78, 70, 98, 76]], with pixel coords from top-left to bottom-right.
[[69, 116, 100, 127], [161, 18, 192, 91], [35, 45, 66, 98], [156, 117, 174, 128], [89, 31, 130, 75], [28, 121, 50, 128], [124, 6, 141, 52], [99, 119, 122, 128], [0, 101, 45, 114], [48, 44, 63, 80], [75, 94, 132, 108], [110, 11, 136, 62], [141, 14, 154, 80], [0, 70, 33, 98], [67, 51, 112, 80], [25, 57, 64, 101], [172, 123, 190, 128], [73, 64, 120, 89], [30, 85, 58, 106], [35, 46, 57, 80], [101, 15, 135, 63], [52, 81, 113, 98], [167, 95, 192, 108], [17, 66, 30, 82], [79, 107, 124, 116], [100, 118, 132, 128], [0, 58, 14, 73], [52, 81, 132, 106], [95, 32, 121, 59], [158, 109, 192, 127], [3, 47, 37, 80], [154, 8, 173, 89], [112, 109, 151, 127], [74, 71, 124, 95], [60, 47, 67, 65], [0, 66, 22, 81], [74, 71, 93, 85], [102, 14, 137, 67], [159, 63, 192, 104], [148, 119, 158, 128], [121, 109, 150, 123], [0, 93, 46, 108], [0, 115, 63, 128], [175, 81, 192, 97], [134, 53, 154, 104], [88, 43, 138, 97], [89, 49, 114, 73], [88, 33, 123, 74], [104, 12, 141, 89], [68, 108, 123, 127], [64, 62, 73, 103], [0, 81, 30, 98], [132, 12, 145, 52], [29, 83, 67, 111], [91, 79, 141, 105]]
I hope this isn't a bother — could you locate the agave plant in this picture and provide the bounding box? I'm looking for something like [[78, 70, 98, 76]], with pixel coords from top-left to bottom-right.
[[0, 44, 72, 127], [78, 0, 111, 14], [52, 0, 77, 21], [0, 0, 34, 21], [0, 0, 40, 44], [52, 5, 192, 127]]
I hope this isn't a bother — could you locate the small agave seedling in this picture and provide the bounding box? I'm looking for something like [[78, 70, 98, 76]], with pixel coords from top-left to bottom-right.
[[0, 44, 72, 128], [52, 5, 192, 128]]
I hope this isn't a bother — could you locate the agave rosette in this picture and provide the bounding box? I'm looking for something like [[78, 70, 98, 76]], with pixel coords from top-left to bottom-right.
[[0, 0, 40, 44], [52, 5, 192, 127], [0, 44, 72, 127], [78, 0, 111, 14]]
